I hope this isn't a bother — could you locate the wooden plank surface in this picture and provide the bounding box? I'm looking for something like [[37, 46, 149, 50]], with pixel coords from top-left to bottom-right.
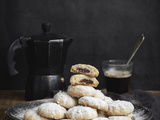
[[0, 90, 160, 120], [0, 90, 26, 120], [0, 90, 25, 107]]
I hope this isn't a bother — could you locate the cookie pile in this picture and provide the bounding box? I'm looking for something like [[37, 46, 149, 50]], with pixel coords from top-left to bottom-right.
[[24, 64, 134, 120], [70, 64, 99, 87]]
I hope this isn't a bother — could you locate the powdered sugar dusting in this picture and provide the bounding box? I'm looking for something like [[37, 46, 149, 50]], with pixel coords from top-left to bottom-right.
[[10, 105, 37, 120], [67, 85, 96, 97], [7, 98, 54, 120], [109, 116, 131, 120], [7, 99, 152, 120], [53, 91, 78, 108], [66, 105, 98, 119], [38, 102, 66, 118], [132, 105, 151, 120], [108, 100, 134, 114], [94, 90, 105, 100], [79, 96, 108, 111], [93, 117, 109, 120], [103, 96, 113, 104]]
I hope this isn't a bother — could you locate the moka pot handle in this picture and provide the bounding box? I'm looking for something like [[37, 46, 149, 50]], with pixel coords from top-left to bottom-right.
[[7, 36, 31, 75]]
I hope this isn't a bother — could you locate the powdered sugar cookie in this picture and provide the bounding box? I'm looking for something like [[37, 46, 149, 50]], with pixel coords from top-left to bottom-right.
[[38, 102, 66, 119], [67, 85, 96, 98], [107, 100, 134, 116], [94, 90, 105, 100], [24, 107, 49, 120], [70, 64, 99, 77], [70, 74, 99, 87], [66, 106, 98, 119], [108, 116, 132, 120], [93, 117, 109, 120], [103, 96, 113, 104], [78, 96, 108, 112], [93, 90, 113, 104], [127, 113, 133, 118], [61, 119, 73, 120], [53, 91, 78, 109]]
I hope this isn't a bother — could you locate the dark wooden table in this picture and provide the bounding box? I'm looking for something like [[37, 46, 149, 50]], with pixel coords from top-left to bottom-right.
[[0, 90, 25, 120], [0, 90, 160, 120]]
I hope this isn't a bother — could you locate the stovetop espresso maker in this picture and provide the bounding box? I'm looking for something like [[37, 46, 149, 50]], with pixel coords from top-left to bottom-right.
[[8, 23, 73, 100]]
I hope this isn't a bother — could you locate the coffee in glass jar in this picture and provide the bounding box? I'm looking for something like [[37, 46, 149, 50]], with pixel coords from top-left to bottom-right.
[[102, 60, 133, 94]]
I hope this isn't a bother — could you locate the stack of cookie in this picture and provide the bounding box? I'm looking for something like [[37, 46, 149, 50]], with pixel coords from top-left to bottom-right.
[[24, 64, 134, 120], [66, 64, 134, 120], [68, 64, 100, 97]]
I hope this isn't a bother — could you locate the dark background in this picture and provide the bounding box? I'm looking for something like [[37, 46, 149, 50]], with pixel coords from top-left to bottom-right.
[[0, 0, 160, 90]]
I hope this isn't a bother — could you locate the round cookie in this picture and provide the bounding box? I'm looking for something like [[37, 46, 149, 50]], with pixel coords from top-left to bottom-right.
[[67, 85, 96, 98], [53, 91, 78, 109], [61, 119, 73, 120], [108, 116, 132, 120], [24, 107, 49, 120], [70, 64, 99, 77], [70, 74, 99, 87], [66, 106, 98, 119], [127, 113, 133, 118], [61, 119, 74, 120], [93, 117, 109, 120], [103, 96, 113, 104], [94, 90, 106, 100], [38, 102, 66, 119], [107, 100, 134, 116], [93, 90, 113, 104], [78, 96, 108, 112]]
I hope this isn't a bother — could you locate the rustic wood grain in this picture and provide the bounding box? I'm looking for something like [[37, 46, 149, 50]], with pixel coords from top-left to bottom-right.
[[0, 90, 26, 120]]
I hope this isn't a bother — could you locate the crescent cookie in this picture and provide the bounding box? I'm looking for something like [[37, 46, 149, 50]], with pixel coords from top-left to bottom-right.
[[53, 91, 78, 109], [37, 102, 66, 119], [108, 116, 132, 120], [24, 107, 49, 120], [70, 74, 99, 87], [67, 85, 96, 98], [78, 96, 108, 112], [93, 117, 109, 120], [70, 64, 99, 77], [107, 100, 134, 116], [66, 106, 98, 120]]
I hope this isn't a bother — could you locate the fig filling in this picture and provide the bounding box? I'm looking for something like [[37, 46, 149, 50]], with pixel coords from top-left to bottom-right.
[[76, 68, 90, 73], [80, 79, 93, 84]]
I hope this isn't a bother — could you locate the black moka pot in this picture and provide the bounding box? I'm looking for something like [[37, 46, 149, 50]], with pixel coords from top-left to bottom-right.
[[8, 23, 73, 100]]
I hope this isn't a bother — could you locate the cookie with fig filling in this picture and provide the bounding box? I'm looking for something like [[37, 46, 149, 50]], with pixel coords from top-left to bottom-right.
[[24, 107, 50, 120], [67, 85, 96, 98], [38, 102, 66, 119], [78, 96, 108, 112], [108, 116, 132, 120], [93, 117, 109, 120], [66, 106, 98, 119], [107, 100, 134, 116], [53, 91, 78, 109], [70, 64, 99, 77], [70, 74, 99, 87]]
